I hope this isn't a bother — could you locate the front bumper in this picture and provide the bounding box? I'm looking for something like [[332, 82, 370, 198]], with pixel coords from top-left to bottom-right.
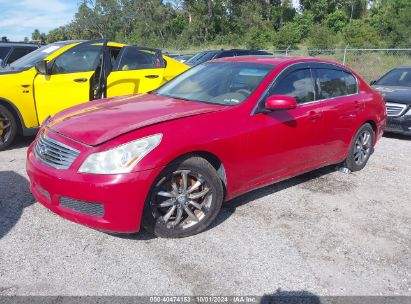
[[385, 115, 411, 136], [26, 143, 163, 233]]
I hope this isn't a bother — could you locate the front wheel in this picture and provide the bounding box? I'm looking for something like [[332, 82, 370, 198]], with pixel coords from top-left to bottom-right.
[[344, 123, 375, 172], [0, 104, 17, 151], [142, 157, 224, 238]]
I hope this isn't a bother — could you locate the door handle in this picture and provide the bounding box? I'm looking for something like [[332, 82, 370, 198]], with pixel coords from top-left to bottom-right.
[[354, 101, 361, 109], [145, 75, 159, 79], [308, 111, 321, 121], [73, 78, 87, 82]]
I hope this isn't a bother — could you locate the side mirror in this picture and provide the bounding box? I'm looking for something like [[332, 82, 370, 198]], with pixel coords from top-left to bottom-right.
[[265, 95, 297, 111], [370, 80, 377, 86], [35, 60, 49, 75]]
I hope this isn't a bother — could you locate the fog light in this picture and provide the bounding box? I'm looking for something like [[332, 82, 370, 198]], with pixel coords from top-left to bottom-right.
[[36, 184, 50, 198]]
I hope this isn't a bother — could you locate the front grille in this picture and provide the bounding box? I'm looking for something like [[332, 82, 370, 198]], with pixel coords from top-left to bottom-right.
[[34, 134, 80, 169], [385, 102, 408, 117], [60, 197, 104, 217]]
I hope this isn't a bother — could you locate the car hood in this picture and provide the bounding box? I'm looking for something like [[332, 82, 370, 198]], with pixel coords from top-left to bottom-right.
[[47, 93, 226, 146], [372, 85, 411, 105]]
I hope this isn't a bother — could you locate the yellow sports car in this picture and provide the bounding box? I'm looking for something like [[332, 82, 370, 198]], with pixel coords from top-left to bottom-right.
[[0, 40, 188, 150]]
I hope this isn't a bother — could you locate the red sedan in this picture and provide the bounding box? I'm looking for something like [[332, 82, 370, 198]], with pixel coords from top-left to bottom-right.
[[26, 56, 386, 238]]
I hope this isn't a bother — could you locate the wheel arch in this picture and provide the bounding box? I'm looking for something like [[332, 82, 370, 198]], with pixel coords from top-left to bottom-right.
[[362, 119, 378, 144], [163, 150, 228, 192], [0, 97, 24, 134]]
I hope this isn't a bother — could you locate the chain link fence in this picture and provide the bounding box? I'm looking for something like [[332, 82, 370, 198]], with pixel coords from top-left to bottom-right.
[[271, 48, 411, 82], [170, 48, 411, 82]]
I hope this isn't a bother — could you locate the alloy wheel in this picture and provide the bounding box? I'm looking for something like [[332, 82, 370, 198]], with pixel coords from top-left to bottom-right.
[[353, 130, 372, 166], [0, 112, 12, 146], [151, 170, 213, 230]]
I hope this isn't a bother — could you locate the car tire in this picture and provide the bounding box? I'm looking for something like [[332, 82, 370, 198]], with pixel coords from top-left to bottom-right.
[[344, 123, 375, 172], [142, 156, 224, 238], [0, 104, 17, 151]]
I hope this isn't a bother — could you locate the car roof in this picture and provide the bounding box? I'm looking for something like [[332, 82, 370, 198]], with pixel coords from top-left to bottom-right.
[[211, 55, 345, 67], [53, 40, 85, 45], [0, 42, 38, 48]]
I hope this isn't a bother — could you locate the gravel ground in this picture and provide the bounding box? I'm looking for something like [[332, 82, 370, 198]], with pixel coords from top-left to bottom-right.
[[0, 134, 410, 297]]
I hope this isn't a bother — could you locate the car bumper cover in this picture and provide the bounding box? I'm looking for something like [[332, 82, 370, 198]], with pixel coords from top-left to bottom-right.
[[385, 115, 411, 136], [26, 145, 163, 233]]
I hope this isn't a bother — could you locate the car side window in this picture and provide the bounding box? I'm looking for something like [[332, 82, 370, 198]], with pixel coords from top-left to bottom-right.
[[7, 47, 33, 63], [314, 68, 358, 99], [51, 45, 101, 74], [115, 48, 163, 71], [269, 69, 315, 104]]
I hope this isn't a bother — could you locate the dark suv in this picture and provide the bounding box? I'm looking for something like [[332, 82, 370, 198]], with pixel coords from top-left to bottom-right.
[[371, 66, 411, 136], [0, 43, 38, 67], [185, 49, 272, 66]]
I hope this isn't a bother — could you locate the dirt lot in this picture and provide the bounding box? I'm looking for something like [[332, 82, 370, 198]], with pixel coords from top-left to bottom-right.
[[0, 134, 410, 296]]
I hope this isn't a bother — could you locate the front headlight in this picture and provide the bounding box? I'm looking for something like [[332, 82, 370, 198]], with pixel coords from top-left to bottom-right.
[[404, 107, 411, 116], [78, 134, 162, 174]]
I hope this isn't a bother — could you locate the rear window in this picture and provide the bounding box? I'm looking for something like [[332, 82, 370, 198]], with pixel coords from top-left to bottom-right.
[[314, 69, 358, 99]]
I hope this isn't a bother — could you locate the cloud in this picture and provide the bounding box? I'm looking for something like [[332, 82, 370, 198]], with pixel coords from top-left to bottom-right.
[[0, 0, 77, 41]]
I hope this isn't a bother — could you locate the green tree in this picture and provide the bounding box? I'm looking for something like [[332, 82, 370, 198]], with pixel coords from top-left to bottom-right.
[[370, 0, 411, 47], [343, 19, 380, 48], [299, 0, 338, 22], [32, 29, 47, 42], [293, 12, 314, 38], [273, 22, 301, 48], [307, 24, 338, 52], [31, 29, 41, 40], [46, 26, 70, 43], [244, 24, 274, 49], [325, 9, 349, 32]]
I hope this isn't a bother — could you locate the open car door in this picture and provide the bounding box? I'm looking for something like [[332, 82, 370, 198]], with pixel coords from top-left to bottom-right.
[[34, 40, 108, 124], [106, 46, 166, 97]]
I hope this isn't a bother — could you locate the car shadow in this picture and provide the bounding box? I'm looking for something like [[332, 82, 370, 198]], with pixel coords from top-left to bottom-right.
[[6, 135, 35, 150], [211, 165, 337, 229], [119, 165, 337, 240], [106, 230, 157, 241], [0, 171, 35, 240], [260, 289, 320, 304], [383, 132, 410, 140]]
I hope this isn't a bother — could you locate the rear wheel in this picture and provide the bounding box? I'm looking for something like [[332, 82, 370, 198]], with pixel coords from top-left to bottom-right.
[[344, 123, 374, 172], [142, 157, 224, 238], [0, 105, 17, 151]]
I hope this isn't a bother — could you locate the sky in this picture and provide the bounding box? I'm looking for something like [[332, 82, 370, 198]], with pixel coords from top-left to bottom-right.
[[0, 0, 78, 41], [0, 0, 300, 42]]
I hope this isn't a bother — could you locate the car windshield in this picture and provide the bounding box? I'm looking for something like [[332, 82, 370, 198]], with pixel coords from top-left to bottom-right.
[[2, 43, 66, 72], [186, 51, 218, 65], [376, 68, 411, 87], [154, 62, 274, 105]]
